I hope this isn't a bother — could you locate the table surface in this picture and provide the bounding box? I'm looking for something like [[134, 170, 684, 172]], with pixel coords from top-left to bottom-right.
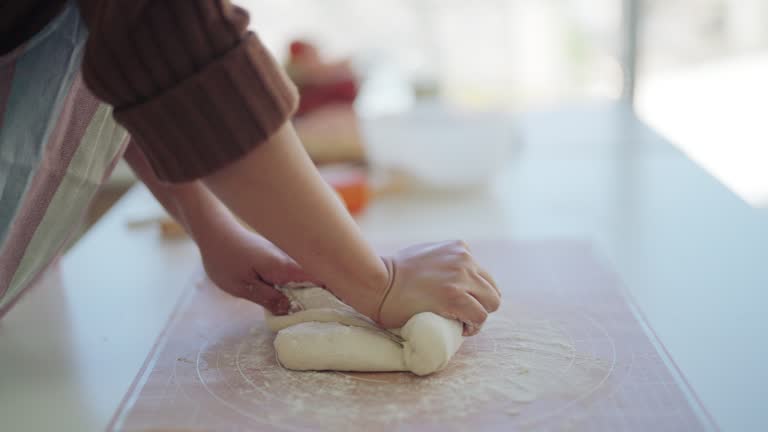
[[2, 103, 766, 431]]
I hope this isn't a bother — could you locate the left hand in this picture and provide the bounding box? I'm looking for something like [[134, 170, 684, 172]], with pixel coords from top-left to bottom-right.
[[198, 224, 321, 314]]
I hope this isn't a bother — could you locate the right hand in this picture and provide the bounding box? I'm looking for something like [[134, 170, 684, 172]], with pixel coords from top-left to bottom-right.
[[375, 241, 501, 335]]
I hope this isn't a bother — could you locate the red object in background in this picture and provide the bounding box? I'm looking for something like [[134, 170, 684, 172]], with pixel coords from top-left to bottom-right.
[[289, 41, 311, 57], [287, 39, 359, 117], [320, 166, 369, 215], [295, 80, 358, 117]]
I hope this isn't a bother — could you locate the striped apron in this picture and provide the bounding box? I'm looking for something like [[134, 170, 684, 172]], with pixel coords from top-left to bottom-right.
[[0, 1, 128, 315]]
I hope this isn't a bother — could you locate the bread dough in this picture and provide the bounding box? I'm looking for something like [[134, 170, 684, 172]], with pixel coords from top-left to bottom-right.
[[265, 285, 463, 376]]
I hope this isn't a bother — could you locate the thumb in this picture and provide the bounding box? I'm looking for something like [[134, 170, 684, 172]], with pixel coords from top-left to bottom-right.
[[241, 279, 291, 315]]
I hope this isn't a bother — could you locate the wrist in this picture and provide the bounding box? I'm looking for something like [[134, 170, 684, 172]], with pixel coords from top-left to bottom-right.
[[194, 218, 244, 252], [332, 256, 391, 321], [373, 257, 396, 323]]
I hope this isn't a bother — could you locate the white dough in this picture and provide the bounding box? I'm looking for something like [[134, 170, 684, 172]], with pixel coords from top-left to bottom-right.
[[265, 286, 463, 376], [400, 312, 464, 376], [274, 322, 406, 372]]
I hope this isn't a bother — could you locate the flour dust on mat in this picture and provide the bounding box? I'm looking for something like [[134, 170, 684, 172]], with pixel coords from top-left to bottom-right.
[[222, 307, 610, 429]]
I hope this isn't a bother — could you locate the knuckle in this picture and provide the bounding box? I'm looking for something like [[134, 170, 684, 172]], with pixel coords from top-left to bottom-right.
[[444, 284, 466, 300], [457, 247, 472, 259], [477, 309, 489, 323], [448, 253, 473, 270], [453, 239, 468, 248], [488, 297, 501, 312]]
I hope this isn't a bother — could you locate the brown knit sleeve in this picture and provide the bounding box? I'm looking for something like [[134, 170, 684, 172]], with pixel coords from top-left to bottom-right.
[[80, 0, 298, 182]]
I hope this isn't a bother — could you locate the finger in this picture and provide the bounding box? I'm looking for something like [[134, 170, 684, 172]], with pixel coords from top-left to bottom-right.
[[469, 272, 501, 313], [262, 257, 325, 288], [239, 280, 291, 315], [476, 267, 501, 298], [281, 268, 324, 287], [447, 294, 488, 337], [453, 239, 470, 252], [476, 266, 498, 293]]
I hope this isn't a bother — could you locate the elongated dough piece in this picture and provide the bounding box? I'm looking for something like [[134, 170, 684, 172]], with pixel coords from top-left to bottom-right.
[[274, 322, 407, 372], [265, 286, 463, 376]]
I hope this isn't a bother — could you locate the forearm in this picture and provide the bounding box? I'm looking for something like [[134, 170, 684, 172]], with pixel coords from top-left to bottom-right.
[[123, 143, 240, 244], [204, 123, 388, 317]]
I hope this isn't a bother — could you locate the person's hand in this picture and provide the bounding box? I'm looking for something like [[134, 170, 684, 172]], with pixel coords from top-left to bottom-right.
[[376, 241, 501, 335], [198, 224, 321, 315]]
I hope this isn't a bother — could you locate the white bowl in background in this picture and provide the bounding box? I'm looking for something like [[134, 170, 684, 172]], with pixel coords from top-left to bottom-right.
[[361, 105, 518, 190]]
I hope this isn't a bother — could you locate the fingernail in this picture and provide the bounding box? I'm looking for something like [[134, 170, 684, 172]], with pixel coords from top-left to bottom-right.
[[463, 321, 481, 336]]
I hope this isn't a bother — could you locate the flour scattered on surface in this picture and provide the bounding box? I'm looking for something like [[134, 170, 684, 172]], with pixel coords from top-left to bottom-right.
[[203, 312, 609, 430]]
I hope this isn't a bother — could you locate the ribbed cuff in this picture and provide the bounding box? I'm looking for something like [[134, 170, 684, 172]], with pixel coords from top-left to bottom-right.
[[115, 32, 298, 183]]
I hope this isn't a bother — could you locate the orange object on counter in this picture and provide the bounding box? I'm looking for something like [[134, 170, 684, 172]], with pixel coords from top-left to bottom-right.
[[319, 165, 369, 215]]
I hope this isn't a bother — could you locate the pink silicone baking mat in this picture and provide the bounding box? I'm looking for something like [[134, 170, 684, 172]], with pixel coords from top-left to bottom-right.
[[108, 240, 718, 431]]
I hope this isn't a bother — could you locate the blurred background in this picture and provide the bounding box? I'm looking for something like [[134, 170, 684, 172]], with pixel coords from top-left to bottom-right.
[[95, 0, 768, 236]]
